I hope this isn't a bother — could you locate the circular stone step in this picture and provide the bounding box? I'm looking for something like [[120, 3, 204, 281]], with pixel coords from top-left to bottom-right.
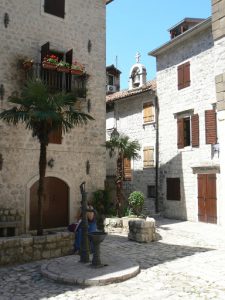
[[41, 254, 140, 286]]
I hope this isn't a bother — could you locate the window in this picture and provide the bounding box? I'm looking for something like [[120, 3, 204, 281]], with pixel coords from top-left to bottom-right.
[[205, 110, 217, 144], [147, 185, 155, 198], [177, 114, 199, 149], [44, 0, 65, 18], [48, 127, 62, 144], [123, 158, 132, 181], [177, 62, 190, 90], [167, 178, 180, 201], [108, 75, 114, 86], [143, 102, 154, 124], [143, 146, 154, 168]]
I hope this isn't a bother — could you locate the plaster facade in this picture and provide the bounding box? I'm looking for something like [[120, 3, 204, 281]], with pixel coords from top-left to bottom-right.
[[0, 0, 107, 233]]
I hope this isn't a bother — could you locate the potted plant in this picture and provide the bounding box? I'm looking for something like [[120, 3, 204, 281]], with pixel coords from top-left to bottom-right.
[[70, 61, 85, 75], [17, 56, 34, 71], [42, 54, 59, 70], [57, 61, 71, 73]]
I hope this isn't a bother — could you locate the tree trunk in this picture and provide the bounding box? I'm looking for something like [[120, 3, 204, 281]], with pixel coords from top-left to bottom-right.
[[116, 153, 123, 217], [37, 141, 47, 235]]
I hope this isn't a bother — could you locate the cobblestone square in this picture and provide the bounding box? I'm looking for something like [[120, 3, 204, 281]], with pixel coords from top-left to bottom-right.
[[1, 218, 225, 299]]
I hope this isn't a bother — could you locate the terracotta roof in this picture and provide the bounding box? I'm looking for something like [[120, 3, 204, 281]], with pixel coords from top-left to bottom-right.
[[106, 80, 156, 103]]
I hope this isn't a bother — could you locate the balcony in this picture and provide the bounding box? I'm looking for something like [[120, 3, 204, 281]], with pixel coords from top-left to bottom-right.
[[24, 63, 87, 97]]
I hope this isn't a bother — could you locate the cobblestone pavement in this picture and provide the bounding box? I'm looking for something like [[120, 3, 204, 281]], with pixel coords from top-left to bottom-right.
[[1, 218, 225, 300]]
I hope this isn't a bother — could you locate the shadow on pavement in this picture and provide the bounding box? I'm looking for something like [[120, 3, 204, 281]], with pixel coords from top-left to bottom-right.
[[103, 234, 215, 270]]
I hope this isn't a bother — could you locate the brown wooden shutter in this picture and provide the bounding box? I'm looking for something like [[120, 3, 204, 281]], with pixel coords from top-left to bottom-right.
[[123, 158, 131, 181], [143, 102, 154, 123], [183, 62, 190, 88], [41, 42, 50, 62], [191, 114, 199, 147], [177, 65, 184, 90], [48, 127, 62, 144], [143, 147, 154, 167], [44, 0, 65, 18], [177, 118, 185, 149], [205, 110, 217, 144]]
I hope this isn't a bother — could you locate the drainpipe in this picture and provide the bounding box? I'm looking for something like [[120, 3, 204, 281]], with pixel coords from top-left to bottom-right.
[[154, 94, 159, 213]]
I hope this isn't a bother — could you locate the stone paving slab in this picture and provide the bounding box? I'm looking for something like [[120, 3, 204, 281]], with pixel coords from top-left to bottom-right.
[[41, 254, 140, 286]]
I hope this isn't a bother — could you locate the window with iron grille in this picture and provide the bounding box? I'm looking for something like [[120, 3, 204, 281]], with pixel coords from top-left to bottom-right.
[[167, 178, 180, 201], [44, 0, 65, 18], [147, 185, 155, 198]]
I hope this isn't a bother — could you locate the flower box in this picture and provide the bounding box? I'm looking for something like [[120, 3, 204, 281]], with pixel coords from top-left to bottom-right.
[[57, 66, 70, 73], [22, 60, 34, 70], [70, 69, 83, 75], [42, 62, 57, 71]]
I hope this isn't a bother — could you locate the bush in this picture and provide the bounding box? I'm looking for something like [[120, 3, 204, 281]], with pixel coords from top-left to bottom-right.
[[128, 191, 144, 216]]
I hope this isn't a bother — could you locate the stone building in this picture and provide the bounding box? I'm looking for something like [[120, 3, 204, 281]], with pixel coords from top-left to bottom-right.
[[106, 56, 157, 214], [0, 0, 112, 235], [149, 14, 225, 225]]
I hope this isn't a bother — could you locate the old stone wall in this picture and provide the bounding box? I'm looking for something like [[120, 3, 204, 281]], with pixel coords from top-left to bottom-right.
[[0, 0, 106, 232], [106, 91, 156, 214], [0, 231, 74, 266], [157, 25, 222, 223], [212, 0, 225, 41]]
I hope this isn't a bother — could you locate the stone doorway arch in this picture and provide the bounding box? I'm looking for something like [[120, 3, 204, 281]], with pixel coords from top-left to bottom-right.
[[29, 177, 69, 230]]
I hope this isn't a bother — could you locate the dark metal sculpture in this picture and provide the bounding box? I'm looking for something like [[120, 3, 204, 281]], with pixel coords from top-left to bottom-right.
[[79, 182, 90, 263]]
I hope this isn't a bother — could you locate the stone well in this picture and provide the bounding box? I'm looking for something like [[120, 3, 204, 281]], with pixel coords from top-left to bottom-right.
[[128, 217, 156, 243]]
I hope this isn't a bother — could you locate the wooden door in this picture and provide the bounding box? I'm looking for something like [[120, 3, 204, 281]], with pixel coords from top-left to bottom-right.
[[198, 174, 217, 224], [30, 177, 69, 230]]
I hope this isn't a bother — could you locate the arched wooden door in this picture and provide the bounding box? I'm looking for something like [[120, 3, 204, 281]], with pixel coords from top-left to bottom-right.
[[30, 177, 69, 230]]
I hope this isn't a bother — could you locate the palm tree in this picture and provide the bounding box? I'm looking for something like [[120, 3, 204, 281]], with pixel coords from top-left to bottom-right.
[[0, 79, 93, 235], [106, 131, 140, 216]]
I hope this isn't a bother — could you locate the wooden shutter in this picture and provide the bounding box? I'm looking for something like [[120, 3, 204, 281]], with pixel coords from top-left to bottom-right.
[[143, 147, 154, 167], [66, 49, 73, 65], [41, 42, 50, 62], [143, 102, 154, 123], [48, 127, 62, 144], [177, 118, 185, 149], [191, 114, 199, 147], [44, 0, 65, 18], [183, 62, 190, 88], [167, 178, 180, 201], [205, 110, 217, 144], [123, 158, 131, 181], [177, 65, 184, 90]]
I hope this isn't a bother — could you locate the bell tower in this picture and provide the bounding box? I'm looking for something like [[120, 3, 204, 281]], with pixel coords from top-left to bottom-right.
[[129, 52, 147, 90]]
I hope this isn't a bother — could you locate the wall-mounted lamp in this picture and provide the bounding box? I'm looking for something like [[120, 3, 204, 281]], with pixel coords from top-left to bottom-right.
[[4, 13, 10, 28], [88, 40, 92, 53], [0, 154, 3, 170], [86, 160, 90, 175], [48, 158, 55, 168], [87, 99, 91, 113], [0, 84, 5, 100]]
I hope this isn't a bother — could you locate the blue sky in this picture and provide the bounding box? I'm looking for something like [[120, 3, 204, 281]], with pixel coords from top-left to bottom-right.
[[106, 0, 211, 90]]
